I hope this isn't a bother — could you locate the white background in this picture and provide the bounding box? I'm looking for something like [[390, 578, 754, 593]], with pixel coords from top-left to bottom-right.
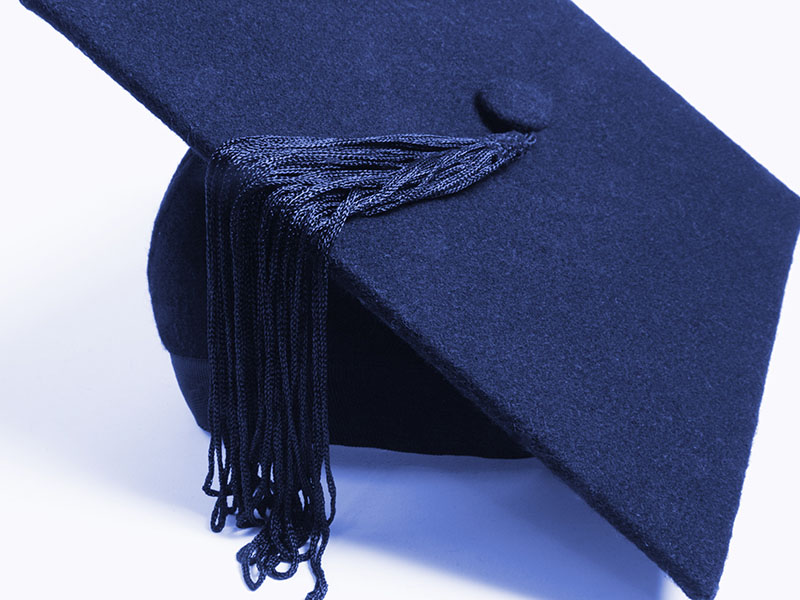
[[1, 2, 798, 599]]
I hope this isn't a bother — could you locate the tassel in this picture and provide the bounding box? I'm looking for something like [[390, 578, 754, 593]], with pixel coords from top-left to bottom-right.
[[203, 131, 535, 598]]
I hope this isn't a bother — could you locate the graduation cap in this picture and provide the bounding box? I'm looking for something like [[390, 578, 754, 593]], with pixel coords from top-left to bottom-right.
[[20, 1, 799, 599]]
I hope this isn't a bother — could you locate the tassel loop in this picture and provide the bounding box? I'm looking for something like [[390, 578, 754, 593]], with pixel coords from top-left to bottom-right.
[[204, 131, 535, 598]]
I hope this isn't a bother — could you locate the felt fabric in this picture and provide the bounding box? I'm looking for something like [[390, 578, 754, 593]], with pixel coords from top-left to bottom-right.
[[21, 1, 800, 599], [148, 150, 208, 359]]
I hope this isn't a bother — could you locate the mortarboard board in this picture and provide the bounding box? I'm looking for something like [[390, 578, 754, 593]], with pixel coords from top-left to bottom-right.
[[17, 1, 800, 600]]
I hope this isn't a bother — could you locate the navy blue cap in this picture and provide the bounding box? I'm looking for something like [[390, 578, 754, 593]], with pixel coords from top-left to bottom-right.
[[21, 1, 800, 599]]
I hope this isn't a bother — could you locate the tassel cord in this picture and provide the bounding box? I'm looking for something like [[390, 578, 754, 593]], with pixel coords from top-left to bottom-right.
[[204, 131, 535, 599]]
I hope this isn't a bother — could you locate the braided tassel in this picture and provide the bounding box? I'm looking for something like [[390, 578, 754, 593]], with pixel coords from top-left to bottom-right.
[[203, 131, 535, 598]]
